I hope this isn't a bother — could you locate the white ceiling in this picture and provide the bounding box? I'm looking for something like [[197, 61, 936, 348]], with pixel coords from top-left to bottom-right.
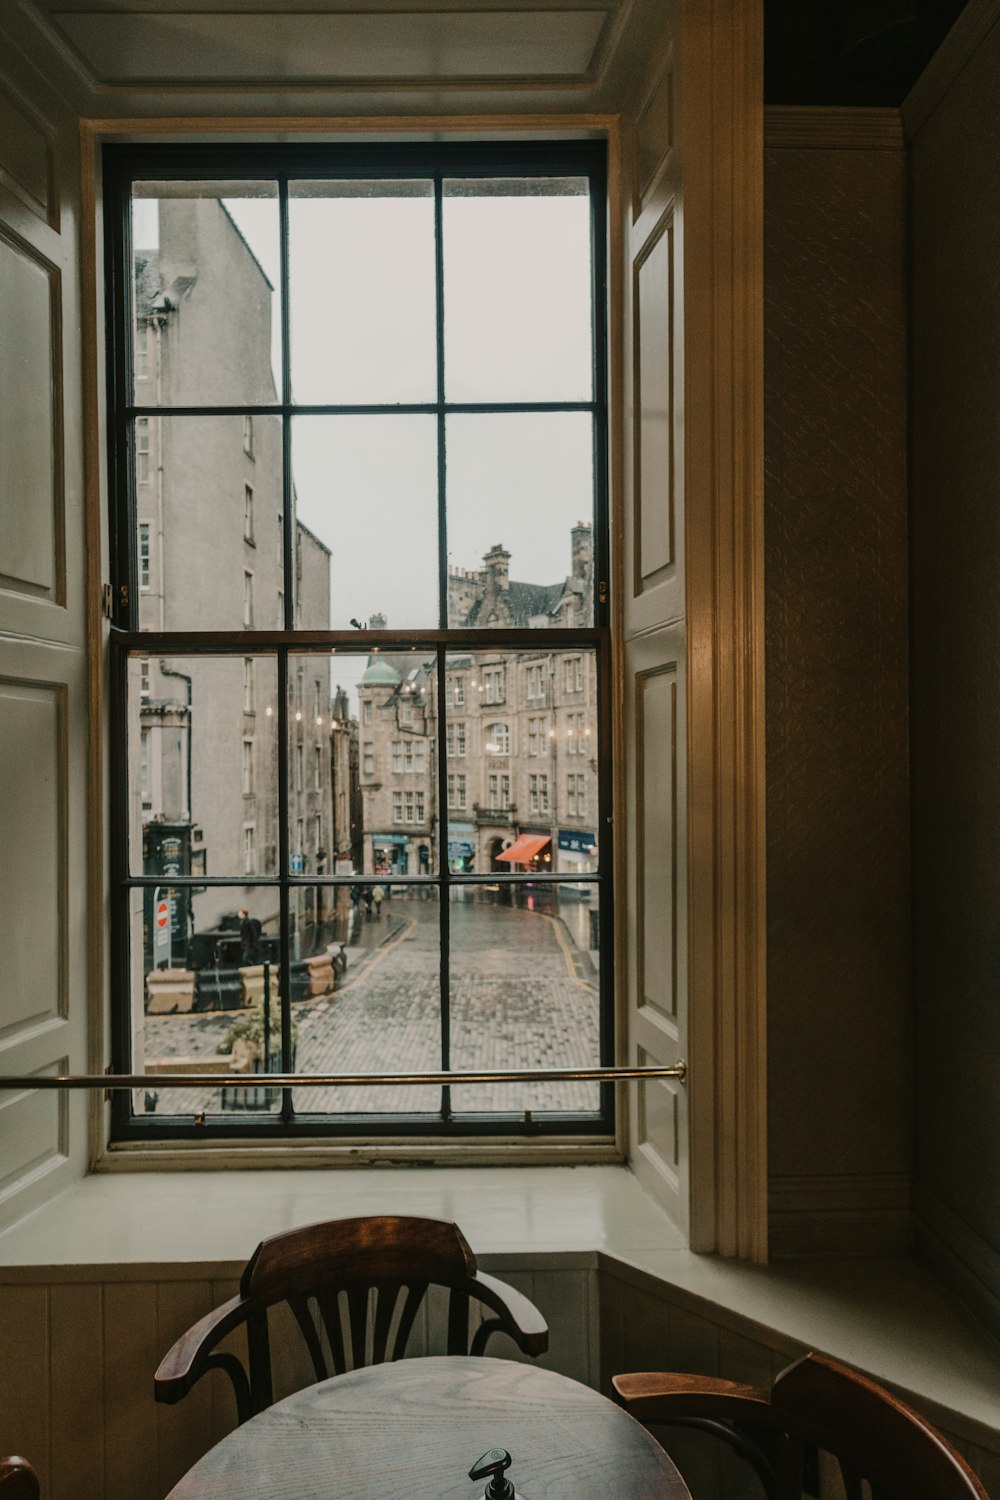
[[10, 0, 669, 117]]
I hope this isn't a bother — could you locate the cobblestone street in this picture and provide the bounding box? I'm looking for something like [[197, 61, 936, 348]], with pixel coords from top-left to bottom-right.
[[142, 891, 600, 1120]]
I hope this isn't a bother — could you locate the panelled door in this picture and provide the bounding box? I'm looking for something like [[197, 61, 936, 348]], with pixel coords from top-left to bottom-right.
[[0, 40, 89, 1227], [620, 17, 688, 1230]]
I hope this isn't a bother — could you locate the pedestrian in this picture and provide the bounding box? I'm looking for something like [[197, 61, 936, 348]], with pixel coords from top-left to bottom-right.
[[363, 887, 373, 920], [238, 907, 262, 965], [372, 883, 384, 920]]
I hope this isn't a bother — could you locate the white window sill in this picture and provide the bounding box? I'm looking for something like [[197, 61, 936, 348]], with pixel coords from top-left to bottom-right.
[[0, 1164, 998, 1462]]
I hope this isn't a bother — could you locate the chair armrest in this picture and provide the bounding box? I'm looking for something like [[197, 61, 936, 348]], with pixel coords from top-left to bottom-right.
[[612, 1372, 773, 1425], [469, 1270, 549, 1356], [154, 1292, 248, 1405]]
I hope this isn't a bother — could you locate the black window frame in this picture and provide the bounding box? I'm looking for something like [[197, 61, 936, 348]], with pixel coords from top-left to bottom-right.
[[104, 139, 613, 1143]]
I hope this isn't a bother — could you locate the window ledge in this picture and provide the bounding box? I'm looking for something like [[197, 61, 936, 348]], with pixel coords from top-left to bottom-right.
[[0, 1165, 998, 1462]]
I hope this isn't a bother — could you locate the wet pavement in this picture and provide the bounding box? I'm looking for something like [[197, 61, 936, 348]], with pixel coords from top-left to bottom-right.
[[141, 891, 601, 1121]]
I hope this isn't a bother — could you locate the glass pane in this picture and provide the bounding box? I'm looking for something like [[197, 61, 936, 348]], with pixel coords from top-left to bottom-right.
[[134, 414, 284, 631], [289, 884, 442, 1115], [449, 884, 601, 1114], [446, 413, 594, 628], [444, 648, 599, 874], [292, 416, 438, 629], [132, 182, 280, 404], [353, 645, 440, 878], [443, 177, 593, 402], [289, 180, 436, 404], [128, 653, 279, 880], [132, 882, 283, 1120]]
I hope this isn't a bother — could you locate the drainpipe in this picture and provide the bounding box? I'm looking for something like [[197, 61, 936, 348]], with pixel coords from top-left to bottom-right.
[[159, 661, 192, 822]]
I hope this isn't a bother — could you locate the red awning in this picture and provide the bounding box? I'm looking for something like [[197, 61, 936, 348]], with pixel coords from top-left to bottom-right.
[[495, 834, 551, 864]]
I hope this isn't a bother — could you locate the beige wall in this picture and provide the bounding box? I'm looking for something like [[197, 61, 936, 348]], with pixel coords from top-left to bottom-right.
[[909, 13, 1000, 1329], [763, 124, 911, 1255]]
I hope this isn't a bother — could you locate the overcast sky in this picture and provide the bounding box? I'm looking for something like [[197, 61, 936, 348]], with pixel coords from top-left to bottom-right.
[[134, 185, 594, 709]]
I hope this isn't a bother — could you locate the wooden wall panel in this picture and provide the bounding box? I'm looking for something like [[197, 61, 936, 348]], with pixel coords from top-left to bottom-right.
[[0, 80, 54, 227], [0, 230, 61, 600], [763, 130, 909, 1255]]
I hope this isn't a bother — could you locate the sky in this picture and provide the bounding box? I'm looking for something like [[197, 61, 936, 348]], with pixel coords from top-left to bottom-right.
[[133, 184, 595, 709]]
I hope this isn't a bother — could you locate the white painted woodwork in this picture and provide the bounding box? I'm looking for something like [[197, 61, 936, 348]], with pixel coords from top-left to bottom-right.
[[0, 40, 90, 1228], [50, 10, 611, 84], [619, 1, 688, 1230]]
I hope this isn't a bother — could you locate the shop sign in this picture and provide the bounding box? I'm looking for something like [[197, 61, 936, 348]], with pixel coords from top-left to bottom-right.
[[558, 829, 597, 854]]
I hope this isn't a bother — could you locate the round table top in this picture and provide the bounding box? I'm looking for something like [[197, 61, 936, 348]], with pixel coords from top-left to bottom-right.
[[167, 1355, 690, 1500]]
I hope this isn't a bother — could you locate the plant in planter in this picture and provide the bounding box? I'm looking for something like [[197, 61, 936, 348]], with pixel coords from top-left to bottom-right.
[[218, 997, 297, 1074]]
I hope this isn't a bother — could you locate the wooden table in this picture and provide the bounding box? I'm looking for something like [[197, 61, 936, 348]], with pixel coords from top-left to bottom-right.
[[167, 1356, 691, 1500]]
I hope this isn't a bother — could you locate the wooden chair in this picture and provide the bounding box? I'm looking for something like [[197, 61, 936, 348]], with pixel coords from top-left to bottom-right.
[[613, 1351, 989, 1500], [0, 1458, 40, 1500], [155, 1214, 548, 1424]]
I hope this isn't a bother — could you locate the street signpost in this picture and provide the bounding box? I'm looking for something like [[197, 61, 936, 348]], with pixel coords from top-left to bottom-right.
[[152, 886, 172, 968]]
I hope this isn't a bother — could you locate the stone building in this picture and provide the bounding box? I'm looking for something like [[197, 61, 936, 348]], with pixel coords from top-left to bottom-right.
[[357, 524, 599, 880], [132, 196, 339, 976]]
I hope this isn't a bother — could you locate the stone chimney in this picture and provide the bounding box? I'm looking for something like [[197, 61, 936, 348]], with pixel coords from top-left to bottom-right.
[[483, 544, 511, 592], [571, 521, 593, 579]]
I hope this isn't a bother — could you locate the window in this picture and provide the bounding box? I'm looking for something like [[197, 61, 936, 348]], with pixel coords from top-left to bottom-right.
[[565, 656, 583, 693], [528, 716, 546, 755], [107, 140, 608, 1143], [567, 711, 585, 752], [139, 658, 150, 700], [140, 729, 150, 805], [485, 722, 509, 756], [483, 667, 504, 704], [529, 774, 549, 815], [488, 773, 510, 810], [138, 522, 151, 589], [567, 773, 585, 816], [136, 417, 150, 484], [447, 774, 466, 810], [135, 322, 148, 381]]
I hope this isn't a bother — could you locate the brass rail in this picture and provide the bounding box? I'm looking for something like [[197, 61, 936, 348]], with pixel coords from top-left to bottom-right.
[[0, 1063, 686, 1091]]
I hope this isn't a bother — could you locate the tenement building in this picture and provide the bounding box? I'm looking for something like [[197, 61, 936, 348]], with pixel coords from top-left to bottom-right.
[[132, 196, 338, 993], [358, 523, 599, 880]]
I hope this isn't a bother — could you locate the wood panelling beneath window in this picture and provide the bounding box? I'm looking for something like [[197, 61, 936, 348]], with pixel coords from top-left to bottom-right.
[[0, 1261, 597, 1500]]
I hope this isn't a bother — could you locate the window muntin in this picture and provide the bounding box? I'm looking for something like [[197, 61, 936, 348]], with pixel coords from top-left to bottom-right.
[[108, 141, 609, 1141]]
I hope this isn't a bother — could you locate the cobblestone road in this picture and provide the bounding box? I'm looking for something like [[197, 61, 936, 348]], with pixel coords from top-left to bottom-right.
[[142, 892, 600, 1121]]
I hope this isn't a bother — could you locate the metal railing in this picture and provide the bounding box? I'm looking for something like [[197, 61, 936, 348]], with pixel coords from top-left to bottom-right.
[[0, 1063, 686, 1091]]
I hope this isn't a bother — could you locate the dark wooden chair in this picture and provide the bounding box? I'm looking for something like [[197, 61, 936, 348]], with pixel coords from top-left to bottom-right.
[[613, 1350, 989, 1500], [155, 1214, 548, 1424], [0, 1458, 40, 1500]]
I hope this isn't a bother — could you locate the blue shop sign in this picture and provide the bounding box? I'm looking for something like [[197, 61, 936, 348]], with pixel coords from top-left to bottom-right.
[[448, 841, 474, 859], [558, 829, 597, 854], [373, 832, 408, 846]]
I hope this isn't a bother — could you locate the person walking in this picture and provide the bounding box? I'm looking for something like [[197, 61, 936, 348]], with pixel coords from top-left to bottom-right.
[[372, 883, 384, 920]]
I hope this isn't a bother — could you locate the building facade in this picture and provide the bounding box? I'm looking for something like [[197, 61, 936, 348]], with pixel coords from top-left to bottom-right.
[[132, 197, 348, 987], [357, 524, 599, 881]]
